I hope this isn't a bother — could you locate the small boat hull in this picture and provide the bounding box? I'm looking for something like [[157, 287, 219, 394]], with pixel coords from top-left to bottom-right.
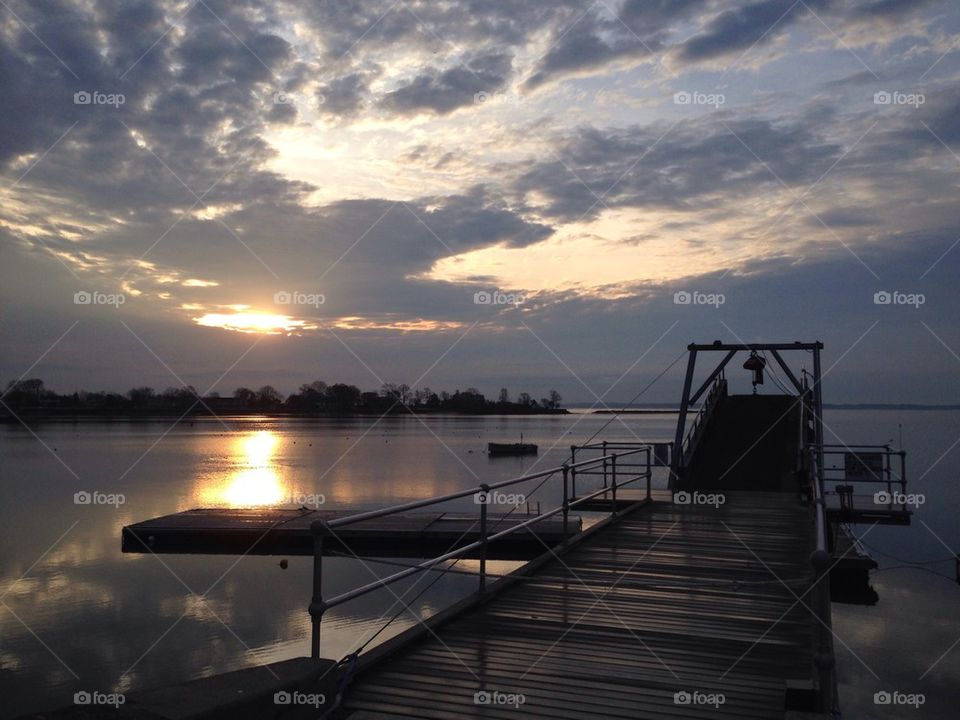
[[488, 442, 538, 456]]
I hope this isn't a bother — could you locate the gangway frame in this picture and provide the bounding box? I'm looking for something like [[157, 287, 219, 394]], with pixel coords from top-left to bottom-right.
[[672, 341, 825, 483]]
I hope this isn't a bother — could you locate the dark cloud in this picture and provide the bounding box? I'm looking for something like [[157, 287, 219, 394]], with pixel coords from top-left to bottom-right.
[[317, 72, 373, 117], [514, 119, 842, 221], [380, 52, 512, 116], [676, 0, 822, 64], [525, 1, 709, 90]]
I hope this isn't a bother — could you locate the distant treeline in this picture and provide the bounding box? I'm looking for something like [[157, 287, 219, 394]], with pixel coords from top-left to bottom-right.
[[1, 379, 567, 417]]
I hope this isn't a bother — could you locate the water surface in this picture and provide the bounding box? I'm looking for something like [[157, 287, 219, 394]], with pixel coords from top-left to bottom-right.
[[0, 410, 957, 717]]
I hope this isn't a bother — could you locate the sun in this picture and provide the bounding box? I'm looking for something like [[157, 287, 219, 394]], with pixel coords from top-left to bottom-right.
[[193, 312, 318, 335]]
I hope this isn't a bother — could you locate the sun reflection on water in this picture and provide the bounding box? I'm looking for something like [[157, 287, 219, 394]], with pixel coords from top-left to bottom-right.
[[196, 430, 289, 507]]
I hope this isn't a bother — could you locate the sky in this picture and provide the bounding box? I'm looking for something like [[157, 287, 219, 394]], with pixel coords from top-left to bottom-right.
[[2, 0, 960, 404]]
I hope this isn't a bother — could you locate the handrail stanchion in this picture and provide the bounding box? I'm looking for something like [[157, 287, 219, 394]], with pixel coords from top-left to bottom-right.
[[646, 447, 652, 500], [562, 463, 570, 538], [899, 451, 907, 496], [570, 446, 577, 500], [602, 441, 608, 487], [309, 520, 327, 659], [478, 484, 489, 594], [610, 454, 618, 516]]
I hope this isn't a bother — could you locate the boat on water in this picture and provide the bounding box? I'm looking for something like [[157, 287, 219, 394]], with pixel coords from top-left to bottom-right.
[[487, 441, 538, 456]]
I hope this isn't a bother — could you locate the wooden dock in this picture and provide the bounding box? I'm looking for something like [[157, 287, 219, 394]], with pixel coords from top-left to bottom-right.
[[122, 508, 579, 560], [340, 491, 818, 719]]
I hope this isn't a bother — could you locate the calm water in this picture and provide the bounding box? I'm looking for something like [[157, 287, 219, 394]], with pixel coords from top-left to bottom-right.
[[0, 410, 957, 718]]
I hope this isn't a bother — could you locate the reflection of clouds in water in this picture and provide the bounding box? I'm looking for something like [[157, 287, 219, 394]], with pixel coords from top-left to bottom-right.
[[834, 571, 960, 718], [0, 651, 24, 671]]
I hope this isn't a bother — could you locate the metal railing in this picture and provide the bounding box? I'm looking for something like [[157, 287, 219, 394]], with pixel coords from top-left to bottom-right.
[[307, 446, 654, 658], [820, 444, 907, 495], [680, 375, 727, 467], [799, 386, 835, 715]]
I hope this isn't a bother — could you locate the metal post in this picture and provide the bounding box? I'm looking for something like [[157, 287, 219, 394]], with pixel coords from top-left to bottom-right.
[[900, 451, 907, 496], [610, 454, 618, 515], [646, 447, 651, 500], [479, 484, 489, 593], [812, 345, 825, 491], [561, 464, 570, 538], [811, 550, 835, 712], [602, 441, 608, 488], [570, 445, 577, 500], [309, 520, 327, 659], [672, 348, 698, 485]]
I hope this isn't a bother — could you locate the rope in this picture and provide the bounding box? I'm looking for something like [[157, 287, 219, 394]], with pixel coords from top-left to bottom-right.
[[845, 525, 956, 567], [871, 565, 957, 582], [580, 348, 688, 449]]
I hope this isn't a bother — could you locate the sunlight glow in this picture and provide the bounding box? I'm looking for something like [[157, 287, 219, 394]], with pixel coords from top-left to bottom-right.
[[196, 431, 288, 507], [193, 312, 317, 335]]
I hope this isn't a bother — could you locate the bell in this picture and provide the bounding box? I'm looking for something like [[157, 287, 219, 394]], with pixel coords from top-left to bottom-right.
[[743, 353, 766, 387]]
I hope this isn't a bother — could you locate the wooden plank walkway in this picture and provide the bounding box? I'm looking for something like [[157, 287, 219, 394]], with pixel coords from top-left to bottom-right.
[[342, 492, 816, 719], [121, 508, 578, 560]]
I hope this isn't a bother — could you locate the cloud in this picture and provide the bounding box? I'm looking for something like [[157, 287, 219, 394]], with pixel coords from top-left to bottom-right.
[[380, 52, 513, 116], [513, 118, 842, 221], [674, 0, 819, 65], [524, 0, 708, 90], [317, 72, 374, 117]]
